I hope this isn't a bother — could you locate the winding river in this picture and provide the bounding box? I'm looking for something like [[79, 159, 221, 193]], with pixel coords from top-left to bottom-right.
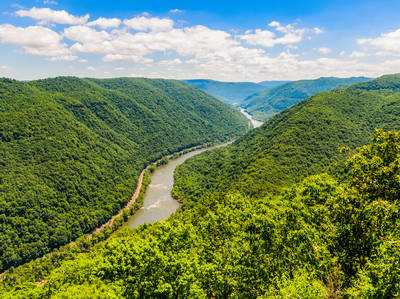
[[127, 147, 210, 228], [127, 109, 262, 228], [240, 108, 264, 128]]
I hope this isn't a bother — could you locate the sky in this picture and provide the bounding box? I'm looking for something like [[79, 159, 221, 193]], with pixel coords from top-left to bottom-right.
[[1, 0, 400, 81]]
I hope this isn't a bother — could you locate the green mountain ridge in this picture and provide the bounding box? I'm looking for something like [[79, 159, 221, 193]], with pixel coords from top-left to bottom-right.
[[242, 76, 371, 121], [0, 76, 248, 272], [2, 74, 400, 298], [175, 75, 400, 205], [183, 79, 287, 105], [258, 80, 290, 88]]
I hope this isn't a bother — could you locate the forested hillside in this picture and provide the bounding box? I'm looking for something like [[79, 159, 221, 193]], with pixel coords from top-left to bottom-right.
[[1, 75, 399, 298], [0, 77, 248, 272], [242, 76, 371, 121], [174, 75, 400, 206], [258, 80, 289, 88], [183, 79, 283, 105]]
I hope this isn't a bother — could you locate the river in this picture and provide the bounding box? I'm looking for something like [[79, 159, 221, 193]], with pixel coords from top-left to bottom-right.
[[127, 147, 211, 228], [127, 110, 262, 228], [240, 108, 264, 128]]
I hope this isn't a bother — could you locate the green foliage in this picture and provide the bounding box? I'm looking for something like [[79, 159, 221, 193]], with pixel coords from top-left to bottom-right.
[[0, 76, 248, 272], [242, 76, 371, 121], [2, 75, 400, 298], [0, 169, 152, 296], [3, 127, 400, 298], [174, 75, 400, 209], [262, 270, 327, 298], [346, 239, 400, 298], [332, 129, 400, 279]]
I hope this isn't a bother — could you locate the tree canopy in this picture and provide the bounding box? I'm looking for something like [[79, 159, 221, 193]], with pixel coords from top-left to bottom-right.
[[0, 76, 248, 272]]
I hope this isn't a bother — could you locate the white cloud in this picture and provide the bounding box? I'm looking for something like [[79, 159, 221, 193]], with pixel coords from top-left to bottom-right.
[[87, 17, 121, 29], [47, 55, 76, 61], [314, 27, 323, 34], [43, 0, 58, 5], [349, 51, 369, 58], [286, 44, 298, 50], [318, 47, 331, 54], [0, 65, 9, 69], [1, 7, 398, 81], [123, 16, 174, 32], [64, 26, 110, 44], [170, 9, 183, 13], [0, 24, 76, 60], [239, 29, 276, 47], [11, 3, 24, 9], [103, 54, 153, 63], [16, 7, 89, 25], [159, 58, 182, 65], [129, 73, 142, 77], [239, 21, 321, 47], [358, 28, 400, 56], [64, 24, 246, 65], [46, 18, 375, 80]]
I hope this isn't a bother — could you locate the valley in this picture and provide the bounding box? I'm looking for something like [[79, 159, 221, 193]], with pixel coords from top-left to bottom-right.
[[127, 110, 261, 228], [2, 74, 400, 298], [1, 1, 400, 297], [0, 77, 248, 273]]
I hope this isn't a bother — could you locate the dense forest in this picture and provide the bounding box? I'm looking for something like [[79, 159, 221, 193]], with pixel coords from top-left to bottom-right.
[[241, 76, 371, 121], [183, 79, 284, 105], [1, 75, 400, 297], [0, 77, 248, 272]]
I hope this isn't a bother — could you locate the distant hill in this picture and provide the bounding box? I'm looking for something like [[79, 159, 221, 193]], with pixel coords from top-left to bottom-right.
[[258, 80, 290, 88], [0, 76, 248, 272], [174, 74, 400, 204], [184, 79, 276, 105], [242, 76, 371, 121]]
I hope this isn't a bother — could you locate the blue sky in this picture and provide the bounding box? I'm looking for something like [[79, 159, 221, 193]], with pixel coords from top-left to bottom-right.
[[1, 0, 400, 81]]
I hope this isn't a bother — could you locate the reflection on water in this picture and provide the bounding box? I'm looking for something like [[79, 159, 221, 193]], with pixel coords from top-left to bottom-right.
[[127, 148, 209, 228]]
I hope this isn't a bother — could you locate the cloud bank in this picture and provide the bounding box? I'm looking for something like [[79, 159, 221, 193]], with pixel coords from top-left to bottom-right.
[[0, 6, 399, 81]]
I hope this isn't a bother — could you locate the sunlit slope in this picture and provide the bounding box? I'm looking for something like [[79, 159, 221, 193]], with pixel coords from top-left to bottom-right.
[[3, 76, 400, 298], [0, 76, 248, 271], [242, 76, 371, 121], [174, 74, 400, 207]]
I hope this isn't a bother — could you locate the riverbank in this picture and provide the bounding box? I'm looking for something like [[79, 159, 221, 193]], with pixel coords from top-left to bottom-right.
[[0, 111, 262, 289], [126, 140, 234, 228], [0, 140, 224, 287], [88, 139, 232, 236], [124, 110, 262, 229]]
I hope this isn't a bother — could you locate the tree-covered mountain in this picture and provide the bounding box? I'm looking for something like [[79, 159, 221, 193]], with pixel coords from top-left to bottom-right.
[[242, 76, 371, 121], [258, 80, 289, 88], [2, 75, 400, 298], [0, 76, 248, 272], [183, 79, 285, 105], [175, 75, 400, 205]]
